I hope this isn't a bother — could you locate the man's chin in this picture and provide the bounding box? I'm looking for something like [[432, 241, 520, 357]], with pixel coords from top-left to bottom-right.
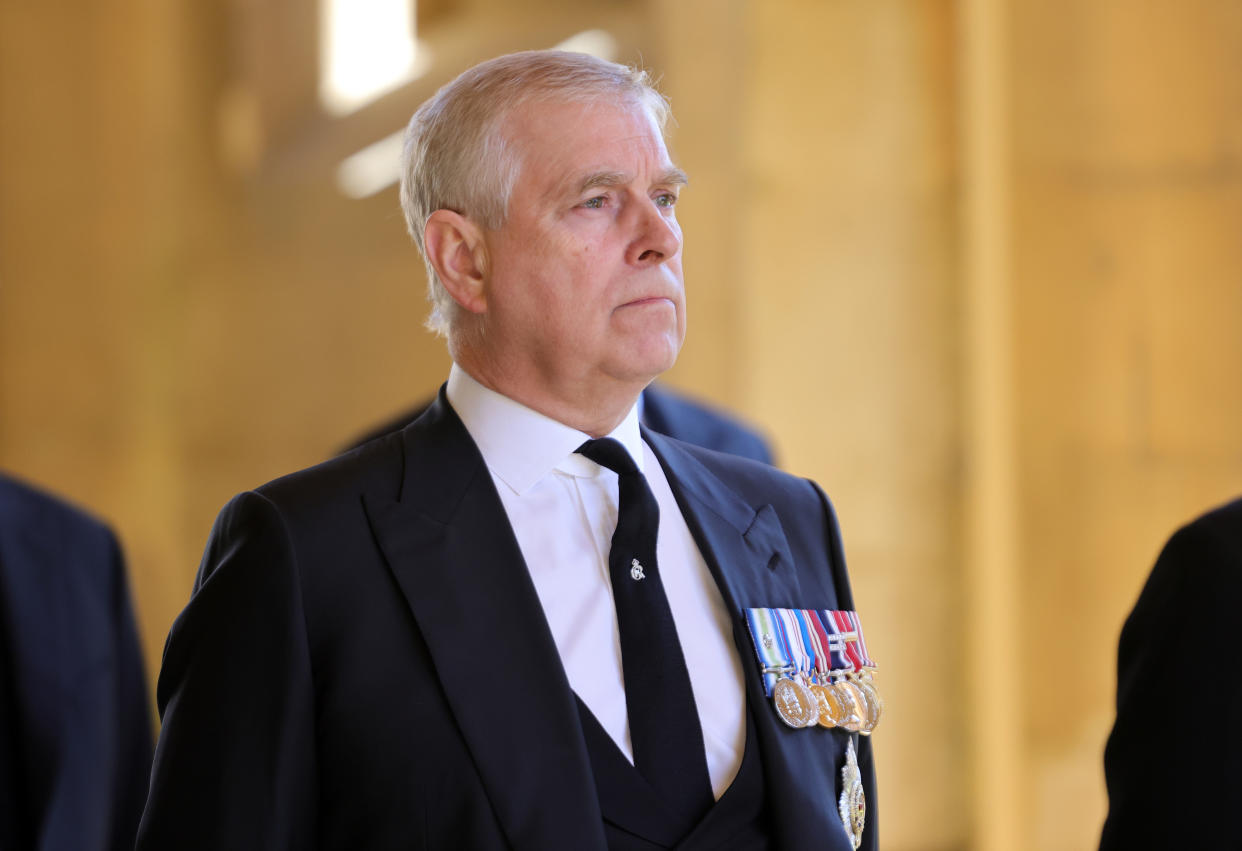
[[607, 338, 682, 385]]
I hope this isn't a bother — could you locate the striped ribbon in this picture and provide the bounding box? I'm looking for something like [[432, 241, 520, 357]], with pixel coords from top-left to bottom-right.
[[824, 609, 876, 671], [747, 607, 877, 693], [776, 608, 814, 681], [744, 608, 794, 695]]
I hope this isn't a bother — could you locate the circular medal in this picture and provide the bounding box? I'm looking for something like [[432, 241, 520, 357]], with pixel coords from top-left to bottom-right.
[[772, 676, 818, 728], [832, 677, 866, 733], [797, 678, 820, 727], [853, 675, 884, 734], [810, 682, 844, 728]]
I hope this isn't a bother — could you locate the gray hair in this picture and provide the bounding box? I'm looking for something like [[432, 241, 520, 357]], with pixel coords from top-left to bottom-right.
[[399, 50, 671, 336]]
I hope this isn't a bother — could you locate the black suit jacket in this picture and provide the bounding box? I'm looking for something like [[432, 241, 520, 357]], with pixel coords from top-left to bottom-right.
[[347, 383, 775, 466], [140, 393, 875, 849], [0, 474, 152, 851], [1100, 497, 1242, 849]]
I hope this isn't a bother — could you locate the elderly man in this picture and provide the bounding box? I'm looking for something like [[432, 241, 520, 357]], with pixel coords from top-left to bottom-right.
[[139, 51, 876, 850]]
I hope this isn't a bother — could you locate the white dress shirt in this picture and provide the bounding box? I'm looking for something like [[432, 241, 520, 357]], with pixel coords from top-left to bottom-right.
[[446, 364, 746, 798]]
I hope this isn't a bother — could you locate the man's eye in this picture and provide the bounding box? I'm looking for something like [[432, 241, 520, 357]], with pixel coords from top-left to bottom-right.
[[582, 196, 606, 209], [655, 193, 678, 207]]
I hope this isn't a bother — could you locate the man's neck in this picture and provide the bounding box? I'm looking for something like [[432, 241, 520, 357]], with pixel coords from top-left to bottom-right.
[[451, 359, 648, 438], [445, 365, 647, 491]]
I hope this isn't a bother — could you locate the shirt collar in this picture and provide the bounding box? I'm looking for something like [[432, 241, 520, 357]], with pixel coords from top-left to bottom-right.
[[446, 363, 645, 495]]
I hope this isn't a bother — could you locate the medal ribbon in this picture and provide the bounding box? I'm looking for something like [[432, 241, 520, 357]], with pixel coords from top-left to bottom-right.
[[745, 608, 795, 695], [820, 609, 860, 673], [776, 608, 813, 682], [748, 607, 879, 693], [796, 609, 830, 682], [804, 611, 844, 675], [829, 611, 879, 670], [842, 610, 876, 669]]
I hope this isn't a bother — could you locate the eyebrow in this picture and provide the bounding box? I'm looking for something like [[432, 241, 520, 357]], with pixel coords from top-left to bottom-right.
[[575, 167, 690, 195]]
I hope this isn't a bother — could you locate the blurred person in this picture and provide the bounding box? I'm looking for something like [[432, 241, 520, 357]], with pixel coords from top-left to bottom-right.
[[139, 50, 876, 850], [0, 473, 152, 851], [1100, 496, 1242, 849], [346, 382, 776, 465]]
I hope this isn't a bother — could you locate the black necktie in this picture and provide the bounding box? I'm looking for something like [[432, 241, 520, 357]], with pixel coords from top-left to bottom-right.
[[576, 437, 714, 821]]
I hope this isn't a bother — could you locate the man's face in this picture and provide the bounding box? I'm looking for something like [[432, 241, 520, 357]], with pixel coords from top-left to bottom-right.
[[473, 97, 687, 411]]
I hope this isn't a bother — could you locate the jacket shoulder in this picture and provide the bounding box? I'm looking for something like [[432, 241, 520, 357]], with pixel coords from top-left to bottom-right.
[[0, 473, 115, 554], [1140, 496, 1242, 603], [250, 430, 406, 516], [656, 433, 819, 505], [642, 385, 774, 464], [1178, 497, 1242, 557]]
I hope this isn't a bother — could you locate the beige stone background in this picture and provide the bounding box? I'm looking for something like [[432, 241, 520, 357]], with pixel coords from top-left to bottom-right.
[[3, 0, 1241, 848]]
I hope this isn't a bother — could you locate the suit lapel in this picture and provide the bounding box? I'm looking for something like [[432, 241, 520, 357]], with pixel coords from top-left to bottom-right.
[[646, 431, 857, 849], [364, 394, 606, 851], [644, 427, 804, 611]]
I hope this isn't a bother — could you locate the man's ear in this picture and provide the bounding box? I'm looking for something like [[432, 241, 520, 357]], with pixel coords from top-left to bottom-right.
[[424, 210, 488, 314]]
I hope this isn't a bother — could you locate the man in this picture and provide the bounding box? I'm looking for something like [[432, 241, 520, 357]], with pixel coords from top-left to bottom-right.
[[139, 51, 876, 850], [1099, 496, 1242, 849], [0, 473, 152, 851]]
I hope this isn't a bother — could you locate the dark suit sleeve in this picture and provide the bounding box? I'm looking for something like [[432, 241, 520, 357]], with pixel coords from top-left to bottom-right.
[[138, 491, 317, 850], [1100, 508, 1242, 849], [0, 477, 154, 851]]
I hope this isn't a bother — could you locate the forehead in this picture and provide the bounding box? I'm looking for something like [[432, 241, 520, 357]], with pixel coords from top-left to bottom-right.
[[502, 97, 674, 189]]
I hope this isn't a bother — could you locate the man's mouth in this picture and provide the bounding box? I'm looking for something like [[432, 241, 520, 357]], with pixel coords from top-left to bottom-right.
[[618, 296, 675, 309]]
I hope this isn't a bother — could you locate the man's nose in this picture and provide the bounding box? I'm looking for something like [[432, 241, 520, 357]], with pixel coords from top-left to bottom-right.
[[626, 200, 681, 266]]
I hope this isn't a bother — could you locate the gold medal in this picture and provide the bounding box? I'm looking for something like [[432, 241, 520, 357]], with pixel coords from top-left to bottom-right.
[[832, 676, 866, 733], [796, 677, 820, 727], [852, 672, 884, 735], [810, 682, 844, 728], [838, 738, 866, 849], [772, 676, 818, 728]]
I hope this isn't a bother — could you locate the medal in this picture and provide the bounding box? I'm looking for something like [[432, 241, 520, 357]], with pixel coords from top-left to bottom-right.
[[809, 682, 845, 728], [797, 678, 820, 727], [824, 609, 884, 734], [811, 610, 863, 732], [743, 605, 872, 848], [799, 609, 844, 728], [770, 606, 819, 725], [745, 606, 883, 735], [852, 672, 884, 735], [838, 738, 866, 849], [772, 676, 819, 728], [832, 676, 866, 732]]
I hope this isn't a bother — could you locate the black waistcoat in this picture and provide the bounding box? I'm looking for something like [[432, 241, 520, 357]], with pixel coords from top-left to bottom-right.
[[575, 697, 771, 850]]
